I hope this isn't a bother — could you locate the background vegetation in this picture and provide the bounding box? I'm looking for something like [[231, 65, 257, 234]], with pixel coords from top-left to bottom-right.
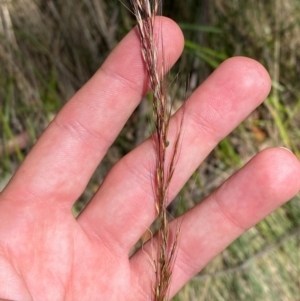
[[0, 0, 299, 300]]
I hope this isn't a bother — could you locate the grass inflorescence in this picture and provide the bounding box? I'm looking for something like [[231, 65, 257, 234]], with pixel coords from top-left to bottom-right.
[[130, 1, 183, 300]]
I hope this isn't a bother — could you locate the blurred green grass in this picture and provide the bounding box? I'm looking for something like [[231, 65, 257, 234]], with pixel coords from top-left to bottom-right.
[[0, 0, 299, 300]]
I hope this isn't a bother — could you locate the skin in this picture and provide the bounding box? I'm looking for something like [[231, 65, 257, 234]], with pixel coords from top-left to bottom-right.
[[0, 17, 299, 301]]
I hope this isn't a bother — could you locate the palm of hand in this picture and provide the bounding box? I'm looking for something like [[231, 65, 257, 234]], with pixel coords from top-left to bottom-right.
[[0, 206, 135, 300], [0, 18, 299, 301]]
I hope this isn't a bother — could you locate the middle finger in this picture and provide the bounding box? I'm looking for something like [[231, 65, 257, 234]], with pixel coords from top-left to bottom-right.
[[77, 57, 271, 252]]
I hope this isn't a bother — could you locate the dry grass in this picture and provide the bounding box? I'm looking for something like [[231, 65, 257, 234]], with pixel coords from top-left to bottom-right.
[[130, 1, 184, 300]]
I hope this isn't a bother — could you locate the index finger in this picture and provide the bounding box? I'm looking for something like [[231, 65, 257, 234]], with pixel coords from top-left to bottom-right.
[[1, 18, 184, 210]]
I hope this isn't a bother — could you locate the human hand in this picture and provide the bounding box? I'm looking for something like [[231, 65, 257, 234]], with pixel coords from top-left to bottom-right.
[[0, 18, 299, 301]]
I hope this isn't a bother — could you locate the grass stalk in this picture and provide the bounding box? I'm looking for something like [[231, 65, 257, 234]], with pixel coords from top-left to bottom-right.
[[130, 1, 182, 300]]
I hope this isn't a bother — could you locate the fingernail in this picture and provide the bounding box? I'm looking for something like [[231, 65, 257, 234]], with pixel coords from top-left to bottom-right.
[[278, 146, 293, 153]]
